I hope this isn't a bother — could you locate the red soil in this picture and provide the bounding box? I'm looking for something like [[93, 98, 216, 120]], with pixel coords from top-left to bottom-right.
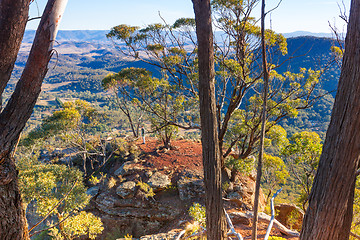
[[136, 138, 299, 240], [137, 138, 203, 173]]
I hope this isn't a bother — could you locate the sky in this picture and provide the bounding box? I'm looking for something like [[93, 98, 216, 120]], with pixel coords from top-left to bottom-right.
[[27, 0, 351, 33]]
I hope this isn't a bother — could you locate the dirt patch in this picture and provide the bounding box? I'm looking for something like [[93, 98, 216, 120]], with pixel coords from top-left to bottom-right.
[[137, 138, 203, 173], [133, 138, 299, 240]]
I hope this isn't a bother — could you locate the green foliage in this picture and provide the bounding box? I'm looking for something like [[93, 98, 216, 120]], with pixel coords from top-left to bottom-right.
[[268, 237, 286, 240], [107, 1, 328, 175], [107, 24, 139, 41], [351, 178, 360, 239], [188, 203, 206, 227], [282, 131, 322, 208], [263, 153, 289, 199], [21, 99, 113, 176], [124, 234, 134, 240], [19, 162, 89, 216], [172, 18, 196, 28], [49, 211, 103, 240], [16, 152, 103, 239], [211, 0, 324, 165], [103, 66, 194, 147], [226, 155, 254, 175], [330, 45, 343, 58], [23, 100, 99, 146], [265, 125, 289, 155], [106, 18, 199, 146], [136, 181, 155, 199]]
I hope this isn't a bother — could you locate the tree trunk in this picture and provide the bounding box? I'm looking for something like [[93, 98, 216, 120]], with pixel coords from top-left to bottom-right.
[[0, 157, 29, 240], [192, 0, 226, 239], [0, 0, 30, 96], [252, 0, 269, 239], [0, 0, 68, 238], [300, 0, 360, 239]]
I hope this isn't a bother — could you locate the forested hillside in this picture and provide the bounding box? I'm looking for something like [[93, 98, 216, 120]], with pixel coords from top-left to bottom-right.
[[9, 31, 340, 137], [2, 0, 358, 238]]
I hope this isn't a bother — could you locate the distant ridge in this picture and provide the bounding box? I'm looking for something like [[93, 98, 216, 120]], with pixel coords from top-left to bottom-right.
[[282, 31, 336, 38], [23, 30, 109, 43], [22, 30, 340, 43]]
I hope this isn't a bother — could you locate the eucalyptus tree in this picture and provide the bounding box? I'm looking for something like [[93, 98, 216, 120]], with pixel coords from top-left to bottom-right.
[[300, 0, 360, 238], [107, 0, 324, 168], [192, 0, 226, 238], [282, 131, 322, 211], [103, 67, 191, 148], [0, 0, 68, 238]]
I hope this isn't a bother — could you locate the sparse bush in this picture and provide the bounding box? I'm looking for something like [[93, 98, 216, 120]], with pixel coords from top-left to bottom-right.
[[137, 181, 155, 199], [189, 203, 206, 227], [89, 175, 101, 185], [48, 211, 103, 239], [222, 181, 230, 192], [225, 155, 254, 176], [124, 233, 134, 240], [107, 177, 117, 189], [268, 237, 286, 240]]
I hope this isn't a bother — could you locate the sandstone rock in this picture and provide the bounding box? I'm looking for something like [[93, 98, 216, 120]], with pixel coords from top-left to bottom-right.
[[226, 191, 243, 207], [177, 175, 204, 201], [95, 192, 118, 210], [145, 170, 153, 178], [114, 161, 133, 176], [94, 191, 181, 221], [233, 184, 244, 192], [275, 203, 304, 231], [147, 172, 171, 190], [139, 231, 182, 240], [114, 161, 145, 176], [116, 181, 137, 199], [229, 211, 251, 225], [87, 185, 100, 197], [233, 176, 266, 211]]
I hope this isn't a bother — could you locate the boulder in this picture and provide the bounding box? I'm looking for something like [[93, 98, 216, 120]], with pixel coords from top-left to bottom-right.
[[229, 212, 251, 225], [114, 161, 145, 176], [95, 192, 118, 210], [233, 175, 266, 211], [116, 231, 181, 240], [116, 181, 137, 199], [226, 191, 243, 207], [177, 175, 204, 201], [275, 203, 304, 231], [139, 231, 180, 240], [147, 172, 171, 190], [87, 185, 100, 197]]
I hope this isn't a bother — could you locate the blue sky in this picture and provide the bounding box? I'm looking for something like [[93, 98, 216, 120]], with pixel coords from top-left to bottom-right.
[[27, 0, 351, 33]]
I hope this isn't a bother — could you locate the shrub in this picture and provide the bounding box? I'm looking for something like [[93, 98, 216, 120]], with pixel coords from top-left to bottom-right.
[[189, 203, 206, 227]]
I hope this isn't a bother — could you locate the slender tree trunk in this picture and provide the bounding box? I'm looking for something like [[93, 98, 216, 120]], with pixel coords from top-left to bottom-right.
[[0, 0, 68, 238], [0, 0, 30, 96], [192, 0, 226, 239], [0, 157, 29, 240], [300, 0, 360, 239], [252, 0, 269, 239]]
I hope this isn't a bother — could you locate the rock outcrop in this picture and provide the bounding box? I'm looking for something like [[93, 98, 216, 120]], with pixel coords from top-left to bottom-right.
[[87, 140, 267, 239], [275, 203, 304, 231]]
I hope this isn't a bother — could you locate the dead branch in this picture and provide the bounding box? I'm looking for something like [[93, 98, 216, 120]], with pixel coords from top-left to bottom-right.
[[264, 188, 282, 240]]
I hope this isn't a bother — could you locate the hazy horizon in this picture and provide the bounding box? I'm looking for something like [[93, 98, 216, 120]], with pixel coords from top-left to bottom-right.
[[26, 0, 350, 34]]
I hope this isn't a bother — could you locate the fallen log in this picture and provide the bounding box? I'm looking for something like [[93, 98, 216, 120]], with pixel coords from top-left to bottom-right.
[[229, 211, 299, 237]]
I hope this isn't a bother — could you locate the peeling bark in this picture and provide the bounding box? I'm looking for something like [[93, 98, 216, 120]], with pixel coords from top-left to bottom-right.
[[0, 0, 68, 238], [0, 157, 29, 240], [0, 0, 30, 96], [192, 0, 226, 239], [300, 0, 360, 239]]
